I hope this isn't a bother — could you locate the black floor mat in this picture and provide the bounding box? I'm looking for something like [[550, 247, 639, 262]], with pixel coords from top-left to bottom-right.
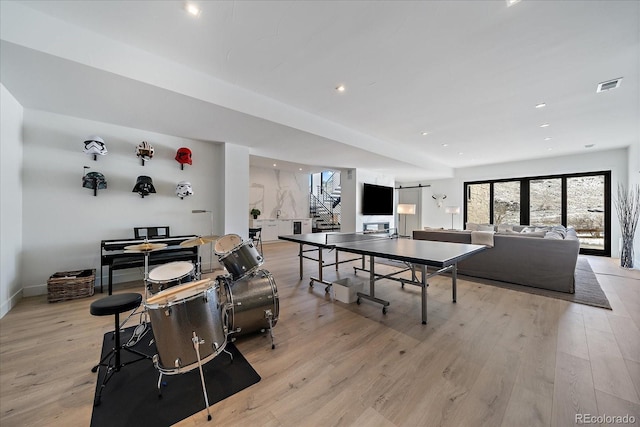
[[90, 325, 260, 427]]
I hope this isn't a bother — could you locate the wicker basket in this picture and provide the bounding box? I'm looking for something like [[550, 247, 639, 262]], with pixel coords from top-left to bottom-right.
[[47, 269, 96, 303]]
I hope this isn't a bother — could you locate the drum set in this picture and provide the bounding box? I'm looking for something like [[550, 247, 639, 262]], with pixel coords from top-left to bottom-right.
[[123, 233, 278, 421]]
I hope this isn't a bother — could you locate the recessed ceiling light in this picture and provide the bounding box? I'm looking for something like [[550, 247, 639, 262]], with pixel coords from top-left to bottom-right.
[[442, 144, 449, 147], [547, 148, 553, 151], [506, 0, 521, 6], [335, 84, 346, 92], [299, 168, 303, 171], [184, 2, 201, 17], [535, 103, 546, 109], [273, 163, 277, 167], [544, 137, 552, 141], [540, 123, 550, 128], [585, 144, 595, 148], [420, 131, 429, 136], [458, 152, 464, 155]]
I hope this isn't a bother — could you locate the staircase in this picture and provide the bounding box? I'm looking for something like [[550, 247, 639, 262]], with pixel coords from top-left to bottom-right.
[[311, 171, 341, 232]]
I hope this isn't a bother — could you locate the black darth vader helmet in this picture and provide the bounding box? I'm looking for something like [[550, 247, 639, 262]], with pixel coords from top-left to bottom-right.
[[132, 175, 156, 196]]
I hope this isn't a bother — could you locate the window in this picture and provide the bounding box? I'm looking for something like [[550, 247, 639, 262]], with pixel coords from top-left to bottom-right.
[[493, 181, 520, 225], [567, 175, 606, 251], [466, 183, 490, 224], [530, 178, 562, 225], [464, 171, 611, 256]]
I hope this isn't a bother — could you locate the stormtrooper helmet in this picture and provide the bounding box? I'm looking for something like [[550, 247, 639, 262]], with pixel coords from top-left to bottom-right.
[[83, 136, 108, 156], [82, 172, 107, 190], [132, 175, 156, 196], [136, 141, 154, 160], [175, 147, 192, 165], [176, 181, 194, 198]]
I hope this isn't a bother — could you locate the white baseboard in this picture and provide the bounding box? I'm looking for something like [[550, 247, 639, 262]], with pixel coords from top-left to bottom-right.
[[23, 283, 47, 297], [0, 288, 24, 319]]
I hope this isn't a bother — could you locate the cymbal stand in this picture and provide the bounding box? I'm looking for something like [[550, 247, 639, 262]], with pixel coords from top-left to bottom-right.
[[121, 248, 152, 344], [196, 245, 203, 280]]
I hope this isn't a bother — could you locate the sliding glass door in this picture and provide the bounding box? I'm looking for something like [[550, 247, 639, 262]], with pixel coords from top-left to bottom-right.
[[466, 183, 490, 224], [530, 178, 562, 226], [567, 175, 606, 251], [464, 171, 610, 256], [493, 181, 521, 225]]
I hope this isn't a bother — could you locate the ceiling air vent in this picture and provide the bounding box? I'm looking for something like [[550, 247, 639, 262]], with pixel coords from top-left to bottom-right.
[[597, 77, 622, 93]]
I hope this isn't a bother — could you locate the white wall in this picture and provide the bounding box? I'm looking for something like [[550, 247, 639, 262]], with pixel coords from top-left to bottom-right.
[[340, 169, 395, 233], [397, 187, 422, 235], [0, 84, 24, 318], [629, 142, 640, 268], [418, 148, 628, 257], [223, 144, 250, 240], [249, 166, 310, 220], [20, 109, 225, 294]]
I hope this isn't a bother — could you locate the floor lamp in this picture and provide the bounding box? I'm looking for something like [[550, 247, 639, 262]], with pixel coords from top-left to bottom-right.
[[397, 204, 416, 237], [192, 209, 214, 273], [445, 206, 460, 230]]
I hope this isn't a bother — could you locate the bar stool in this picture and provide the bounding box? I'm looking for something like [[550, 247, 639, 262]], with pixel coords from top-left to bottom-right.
[[249, 227, 263, 255], [90, 293, 151, 406]]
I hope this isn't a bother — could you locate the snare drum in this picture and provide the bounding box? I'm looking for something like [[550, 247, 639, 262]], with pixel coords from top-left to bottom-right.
[[214, 234, 263, 281], [144, 279, 227, 374], [147, 261, 195, 294], [218, 269, 279, 337]]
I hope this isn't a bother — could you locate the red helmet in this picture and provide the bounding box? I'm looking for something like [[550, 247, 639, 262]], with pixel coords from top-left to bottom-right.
[[175, 147, 192, 165]]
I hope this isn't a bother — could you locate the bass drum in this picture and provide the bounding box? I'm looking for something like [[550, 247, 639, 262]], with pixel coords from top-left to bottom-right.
[[219, 269, 279, 337], [144, 279, 227, 374]]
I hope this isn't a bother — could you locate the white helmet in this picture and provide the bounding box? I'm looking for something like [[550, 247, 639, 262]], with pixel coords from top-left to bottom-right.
[[136, 141, 154, 160], [176, 181, 194, 198], [83, 136, 108, 156]]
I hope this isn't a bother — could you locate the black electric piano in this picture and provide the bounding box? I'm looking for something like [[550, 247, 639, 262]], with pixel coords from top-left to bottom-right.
[[100, 235, 199, 295]]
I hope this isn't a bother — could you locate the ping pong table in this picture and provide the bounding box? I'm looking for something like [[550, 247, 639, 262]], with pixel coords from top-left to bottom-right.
[[279, 231, 486, 324]]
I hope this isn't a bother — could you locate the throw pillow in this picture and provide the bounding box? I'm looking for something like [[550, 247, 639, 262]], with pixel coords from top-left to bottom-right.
[[478, 224, 495, 232], [521, 226, 536, 233], [497, 224, 514, 233], [544, 231, 564, 240], [471, 231, 495, 247], [466, 222, 479, 231], [551, 225, 567, 237]]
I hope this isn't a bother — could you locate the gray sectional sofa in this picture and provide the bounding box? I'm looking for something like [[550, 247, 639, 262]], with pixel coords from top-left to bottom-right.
[[412, 225, 580, 293]]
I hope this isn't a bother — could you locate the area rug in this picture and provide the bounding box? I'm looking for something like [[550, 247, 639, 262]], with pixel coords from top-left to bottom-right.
[[90, 326, 261, 427], [458, 257, 612, 310]]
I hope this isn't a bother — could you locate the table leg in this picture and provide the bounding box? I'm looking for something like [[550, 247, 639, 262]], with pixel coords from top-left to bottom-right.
[[355, 256, 390, 313], [421, 264, 427, 324], [369, 256, 375, 297], [299, 243, 303, 279], [452, 263, 457, 303], [318, 248, 323, 283]]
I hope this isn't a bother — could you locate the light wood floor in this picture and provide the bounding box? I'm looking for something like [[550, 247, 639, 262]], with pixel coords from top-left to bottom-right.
[[1, 241, 639, 426]]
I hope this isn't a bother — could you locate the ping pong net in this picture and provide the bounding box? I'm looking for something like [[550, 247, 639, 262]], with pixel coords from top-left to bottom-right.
[[324, 230, 395, 245]]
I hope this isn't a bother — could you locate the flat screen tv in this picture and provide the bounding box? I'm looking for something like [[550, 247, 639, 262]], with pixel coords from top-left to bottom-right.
[[362, 183, 394, 215]]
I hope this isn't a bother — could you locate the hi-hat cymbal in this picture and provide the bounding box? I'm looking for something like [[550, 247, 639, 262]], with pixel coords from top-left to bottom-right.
[[180, 235, 220, 248], [124, 242, 167, 252]]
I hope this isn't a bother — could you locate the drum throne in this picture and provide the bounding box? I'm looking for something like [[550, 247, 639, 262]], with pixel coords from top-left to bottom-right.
[[90, 293, 152, 406]]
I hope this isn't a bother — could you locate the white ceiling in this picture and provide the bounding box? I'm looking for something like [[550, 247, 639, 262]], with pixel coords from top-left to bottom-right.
[[1, 0, 638, 182]]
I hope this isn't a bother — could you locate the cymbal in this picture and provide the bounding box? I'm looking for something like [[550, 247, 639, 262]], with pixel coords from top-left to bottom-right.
[[180, 235, 220, 248], [123, 242, 167, 252]]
